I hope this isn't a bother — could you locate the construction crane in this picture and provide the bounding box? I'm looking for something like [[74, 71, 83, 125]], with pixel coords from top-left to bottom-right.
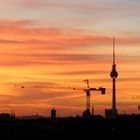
[[15, 80, 106, 113], [73, 79, 106, 112]]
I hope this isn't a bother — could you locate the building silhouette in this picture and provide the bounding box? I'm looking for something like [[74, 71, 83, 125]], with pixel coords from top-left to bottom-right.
[[51, 108, 56, 120], [82, 109, 92, 119], [92, 107, 94, 116]]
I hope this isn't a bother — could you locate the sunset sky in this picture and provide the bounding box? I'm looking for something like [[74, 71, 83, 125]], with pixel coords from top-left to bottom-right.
[[0, 0, 140, 116]]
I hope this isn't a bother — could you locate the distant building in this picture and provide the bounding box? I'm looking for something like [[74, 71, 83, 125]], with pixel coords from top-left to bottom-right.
[[0, 113, 15, 120], [51, 108, 56, 120], [138, 105, 140, 110], [82, 109, 92, 119], [11, 109, 16, 119], [92, 107, 94, 116], [105, 109, 117, 120]]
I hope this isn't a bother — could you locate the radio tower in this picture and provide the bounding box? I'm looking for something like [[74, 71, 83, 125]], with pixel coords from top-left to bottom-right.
[[110, 37, 118, 116]]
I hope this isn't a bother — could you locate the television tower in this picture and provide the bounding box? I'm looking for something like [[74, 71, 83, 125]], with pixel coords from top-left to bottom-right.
[[110, 37, 118, 116]]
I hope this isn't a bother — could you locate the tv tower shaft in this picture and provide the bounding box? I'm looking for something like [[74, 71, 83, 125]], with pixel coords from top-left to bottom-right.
[[110, 38, 118, 115]]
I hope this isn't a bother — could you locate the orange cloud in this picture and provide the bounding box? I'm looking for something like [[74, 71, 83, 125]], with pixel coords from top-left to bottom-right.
[[0, 20, 140, 47]]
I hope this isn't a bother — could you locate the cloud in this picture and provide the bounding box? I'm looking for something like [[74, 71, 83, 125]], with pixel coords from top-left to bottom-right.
[[54, 70, 107, 75], [0, 21, 139, 68], [0, 39, 20, 44], [0, 52, 139, 67], [0, 20, 140, 47], [17, 0, 111, 12], [0, 19, 39, 28], [17, 0, 140, 14]]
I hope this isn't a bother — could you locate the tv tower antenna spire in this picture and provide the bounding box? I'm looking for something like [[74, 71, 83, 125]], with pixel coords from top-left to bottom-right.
[[113, 37, 115, 65], [110, 37, 118, 117]]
